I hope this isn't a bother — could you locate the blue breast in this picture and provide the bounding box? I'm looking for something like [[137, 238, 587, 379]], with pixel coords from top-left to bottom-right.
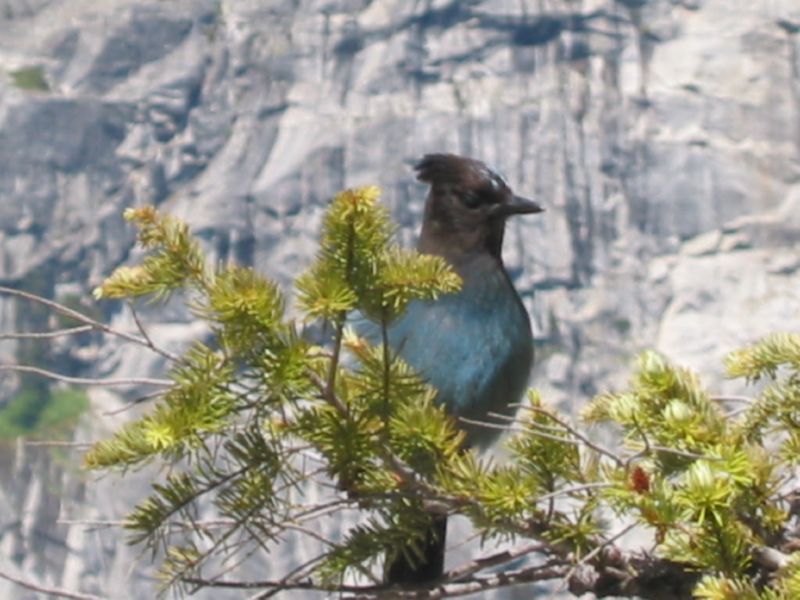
[[387, 259, 533, 447]]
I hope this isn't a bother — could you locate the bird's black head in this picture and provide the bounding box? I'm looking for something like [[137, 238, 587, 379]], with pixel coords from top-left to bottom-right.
[[414, 154, 543, 261]]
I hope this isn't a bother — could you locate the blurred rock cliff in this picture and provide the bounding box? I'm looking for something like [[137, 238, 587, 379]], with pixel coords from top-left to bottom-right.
[[0, 0, 798, 597]]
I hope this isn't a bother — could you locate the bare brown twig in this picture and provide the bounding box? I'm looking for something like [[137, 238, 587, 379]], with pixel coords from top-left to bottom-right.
[[0, 325, 93, 340], [0, 285, 179, 363], [25, 441, 94, 448], [184, 562, 571, 599], [444, 540, 551, 582], [0, 568, 107, 600], [101, 389, 164, 415], [0, 364, 171, 387], [126, 300, 181, 363]]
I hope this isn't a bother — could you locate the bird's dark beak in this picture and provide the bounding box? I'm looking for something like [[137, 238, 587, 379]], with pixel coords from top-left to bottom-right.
[[496, 195, 545, 217]]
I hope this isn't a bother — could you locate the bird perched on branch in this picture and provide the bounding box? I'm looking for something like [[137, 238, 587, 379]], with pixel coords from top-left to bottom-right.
[[385, 153, 543, 585]]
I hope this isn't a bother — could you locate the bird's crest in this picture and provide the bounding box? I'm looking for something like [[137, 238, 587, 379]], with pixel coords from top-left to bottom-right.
[[414, 154, 507, 191]]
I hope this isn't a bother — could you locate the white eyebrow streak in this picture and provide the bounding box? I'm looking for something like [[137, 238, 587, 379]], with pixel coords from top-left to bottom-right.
[[482, 163, 508, 189]]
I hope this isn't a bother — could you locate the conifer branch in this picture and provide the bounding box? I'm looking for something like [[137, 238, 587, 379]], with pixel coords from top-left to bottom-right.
[[155, 547, 728, 600], [182, 562, 572, 598], [7, 201, 799, 600]]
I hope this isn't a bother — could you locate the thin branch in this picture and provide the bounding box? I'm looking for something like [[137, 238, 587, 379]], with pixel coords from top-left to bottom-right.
[[711, 395, 754, 405], [58, 518, 275, 533], [57, 519, 126, 533], [533, 482, 614, 505], [179, 500, 277, 595], [625, 421, 720, 462], [290, 497, 356, 526], [325, 321, 345, 396], [726, 405, 751, 419], [185, 562, 570, 599], [0, 568, 107, 600], [307, 369, 348, 414], [25, 441, 94, 448], [174, 466, 325, 595], [754, 545, 790, 571], [459, 416, 604, 461], [58, 519, 126, 527], [324, 215, 357, 400], [127, 301, 180, 363], [102, 390, 164, 416], [137, 463, 253, 570], [282, 523, 337, 548], [381, 311, 392, 436], [184, 575, 338, 591], [648, 445, 720, 461], [0, 364, 171, 387], [444, 540, 551, 582], [352, 563, 570, 599], [512, 404, 625, 467], [491, 413, 578, 435], [625, 416, 651, 470], [250, 529, 379, 600], [0, 285, 179, 363], [459, 416, 537, 437], [213, 543, 269, 593], [0, 325, 93, 340], [248, 552, 330, 599]]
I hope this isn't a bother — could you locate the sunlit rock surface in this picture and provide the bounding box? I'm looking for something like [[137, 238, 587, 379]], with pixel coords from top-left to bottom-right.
[[0, 0, 798, 597]]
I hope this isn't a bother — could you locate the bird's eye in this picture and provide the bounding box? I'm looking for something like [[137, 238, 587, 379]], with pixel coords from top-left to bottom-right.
[[461, 191, 482, 209]]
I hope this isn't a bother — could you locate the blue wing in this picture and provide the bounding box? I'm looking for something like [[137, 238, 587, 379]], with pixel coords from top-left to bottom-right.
[[386, 271, 533, 447]]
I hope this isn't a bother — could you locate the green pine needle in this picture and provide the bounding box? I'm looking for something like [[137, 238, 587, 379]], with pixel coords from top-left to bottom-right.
[[94, 206, 207, 300]]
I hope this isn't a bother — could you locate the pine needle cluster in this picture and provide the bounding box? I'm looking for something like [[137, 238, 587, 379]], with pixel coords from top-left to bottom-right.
[[585, 343, 800, 598], [85, 189, 467, 593], [81, 190, 800, 599]]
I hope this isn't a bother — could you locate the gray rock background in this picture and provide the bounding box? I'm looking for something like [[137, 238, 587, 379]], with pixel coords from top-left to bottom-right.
[[0, 0, 798, 597]]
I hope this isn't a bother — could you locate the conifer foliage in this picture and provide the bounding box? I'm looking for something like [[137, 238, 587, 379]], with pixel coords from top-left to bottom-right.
[[5, 189, 800, 599]]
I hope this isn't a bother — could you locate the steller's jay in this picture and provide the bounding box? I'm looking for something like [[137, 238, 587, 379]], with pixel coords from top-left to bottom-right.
[[384, 154, 543, 585]]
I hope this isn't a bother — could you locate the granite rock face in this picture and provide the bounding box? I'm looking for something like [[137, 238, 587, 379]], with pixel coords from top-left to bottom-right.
[[0, 0, 799, 597]]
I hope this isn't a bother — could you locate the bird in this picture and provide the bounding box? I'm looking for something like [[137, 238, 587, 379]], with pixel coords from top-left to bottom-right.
[[384, 153, 543, 585]]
